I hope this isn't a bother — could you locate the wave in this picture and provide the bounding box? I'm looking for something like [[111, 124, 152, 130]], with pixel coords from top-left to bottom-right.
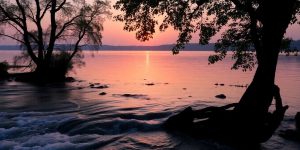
[[0, 108, 169, 150]]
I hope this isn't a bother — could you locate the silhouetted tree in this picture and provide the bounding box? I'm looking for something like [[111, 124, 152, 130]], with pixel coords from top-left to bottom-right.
[[0, 0, 110, 81], [114, 0, 300, 143]]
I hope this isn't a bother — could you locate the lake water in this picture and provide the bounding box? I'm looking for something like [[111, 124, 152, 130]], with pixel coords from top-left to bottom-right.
[[0, 51, 299, 150]]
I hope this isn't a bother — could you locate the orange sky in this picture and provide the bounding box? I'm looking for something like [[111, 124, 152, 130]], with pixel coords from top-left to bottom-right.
[[0, 0, 299, 46], [101, 0, 300, 46], [102, 18, 300, 46], [102, 18, 233, 46]]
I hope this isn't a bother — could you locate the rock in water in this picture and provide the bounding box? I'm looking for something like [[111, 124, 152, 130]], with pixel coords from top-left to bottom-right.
[[215, 94, 226, 99], [145, 83, 155, 86], [90, 84, 109, 89], [164, 107, 194, 130], [99, 92, 107, 95], [65, 77, 75, 82]]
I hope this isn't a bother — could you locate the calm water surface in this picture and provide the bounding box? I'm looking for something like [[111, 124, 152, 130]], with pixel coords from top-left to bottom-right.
[[0, 51, 299, 150]]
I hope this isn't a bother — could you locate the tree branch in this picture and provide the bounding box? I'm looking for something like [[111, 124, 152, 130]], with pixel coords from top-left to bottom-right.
[[35, 0, 45, 60], [56, 0, 66, 12], [15, 0, 39, 64], [230, 0, 257, 18], [26, 2, 37, 23], [45, 0, 58, 63], [41, 1, 52, 19], [68, 29, 85, 62], [0, 33, 25, 44], [68, 13, 95, 62], [55, 15, 81, 39], [7, 22, 23, 34], [0, 4, 24, 28]]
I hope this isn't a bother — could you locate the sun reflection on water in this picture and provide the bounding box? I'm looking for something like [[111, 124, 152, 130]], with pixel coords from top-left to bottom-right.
[[146, 51, 150, 66]]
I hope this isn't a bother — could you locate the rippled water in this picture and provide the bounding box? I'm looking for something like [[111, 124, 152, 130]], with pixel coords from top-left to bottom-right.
[[0, 51, 299, 150]]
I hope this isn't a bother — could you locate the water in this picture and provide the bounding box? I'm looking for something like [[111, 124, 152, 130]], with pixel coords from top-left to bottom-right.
[[0, 51, 299, 150]]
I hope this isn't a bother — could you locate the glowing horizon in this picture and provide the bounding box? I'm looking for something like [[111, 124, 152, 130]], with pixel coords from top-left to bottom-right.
[[0, 0, 299, 46]]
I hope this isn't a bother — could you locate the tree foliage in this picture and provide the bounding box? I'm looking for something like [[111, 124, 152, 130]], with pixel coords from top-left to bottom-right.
[[0, 0, 111, 77], [114, 0, 300, 71]]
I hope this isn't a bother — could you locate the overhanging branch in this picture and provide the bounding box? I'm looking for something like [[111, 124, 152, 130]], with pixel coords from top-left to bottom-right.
[[0, 33, 25, 44]]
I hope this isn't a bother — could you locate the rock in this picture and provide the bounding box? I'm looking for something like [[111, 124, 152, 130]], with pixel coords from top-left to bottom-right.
[[99, 92, 107, 95], [97, 85, 109, 89], [219, 84, 225, 86], [164, 107, 194, 130], [214, 83, 219, 86], [229, 84, 248, 88], [90, 84, 109, 89], [145, 83, 155, 86], [215, 94, 226, 99], [188, 96, 192, 98], [112, 94, 149, 100], [164, 83, 169, 85], [122, 94, 143, 97], [182, 88, 187, 90], [296, 112, 300, 130], [65, 77, 76, 82]]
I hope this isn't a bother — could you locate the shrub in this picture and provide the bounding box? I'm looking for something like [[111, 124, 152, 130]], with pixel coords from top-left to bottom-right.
[[0, 61, 9, 78]]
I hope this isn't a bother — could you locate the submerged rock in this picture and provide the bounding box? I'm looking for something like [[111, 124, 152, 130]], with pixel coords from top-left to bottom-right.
[[122, 94, 146, 97], [99, 92, 107, 95], [112, 94, 150, 100], [215, 94, 226, 99], [90, 84, 109, 89], [145, 83, 155, 86], [214, 83, 225, 86]]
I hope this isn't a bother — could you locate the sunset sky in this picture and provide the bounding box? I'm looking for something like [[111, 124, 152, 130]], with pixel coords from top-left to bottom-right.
[[101, 14, 300, 46], [0, 0, 299, 46], [101, 0, 300, 46]]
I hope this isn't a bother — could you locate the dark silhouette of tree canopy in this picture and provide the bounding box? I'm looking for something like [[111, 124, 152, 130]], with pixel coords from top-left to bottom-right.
[[0, 0, 111, 81], [114, 0, 300, 143]]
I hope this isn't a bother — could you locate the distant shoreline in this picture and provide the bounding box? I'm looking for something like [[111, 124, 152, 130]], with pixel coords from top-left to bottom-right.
[[0, 49, 214, 51], [0, 43, 215, 51], [1, 40, 299, 51]]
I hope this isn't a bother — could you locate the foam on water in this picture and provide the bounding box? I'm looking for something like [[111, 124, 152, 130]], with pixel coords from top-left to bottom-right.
[[0, 109, 166, 150]]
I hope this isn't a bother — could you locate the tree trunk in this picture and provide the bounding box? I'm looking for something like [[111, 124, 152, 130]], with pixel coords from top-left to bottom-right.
[[232, 0, 297, 142], [231, 30, 282, 143]]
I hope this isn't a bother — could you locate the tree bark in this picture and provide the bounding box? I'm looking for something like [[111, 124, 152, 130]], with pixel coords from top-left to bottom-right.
[[232, 0, 298, 142]]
